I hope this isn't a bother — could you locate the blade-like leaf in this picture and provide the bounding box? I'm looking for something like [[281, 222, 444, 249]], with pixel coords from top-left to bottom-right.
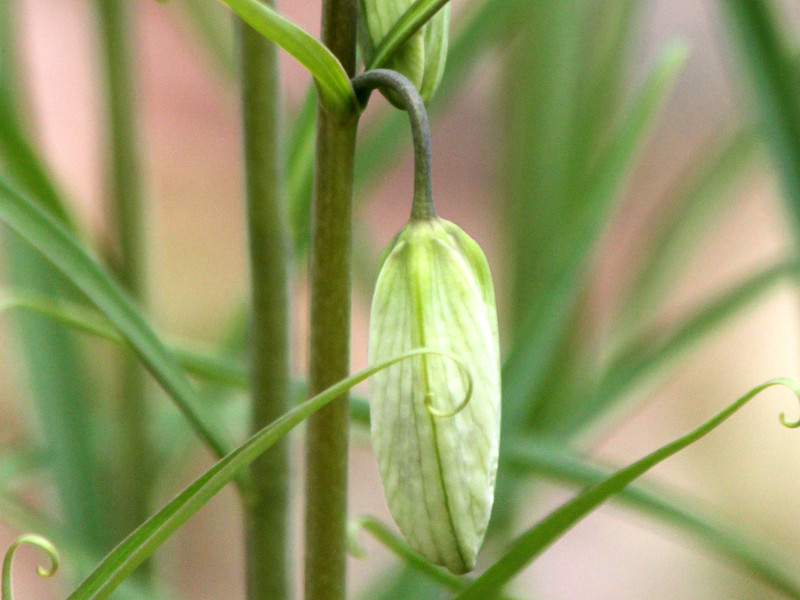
[[367, 0, 450, 70], [0, 289, 248, 387], [214, 0, 356, 115], [63, 349, 457, 600], [720, 0, 800, 236], [0, 447, 46, 489], [286, 88, 317, 254], [0, 178, 231, 458], [504, 437, 800, 600], [0, 6, 110, 552], [567, 259, 800, 436], [619, 126, 760, 328], [454, 378, 800, 600], [501, 41, 689, 433], [0, 92, 75, 229], [177, 0, 236, 80], [351, 517, 523, 600]]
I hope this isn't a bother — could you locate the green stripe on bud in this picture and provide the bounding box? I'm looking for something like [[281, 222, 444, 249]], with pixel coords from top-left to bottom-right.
[[358, 0, 450, 105], [368, 217, 500, 574]]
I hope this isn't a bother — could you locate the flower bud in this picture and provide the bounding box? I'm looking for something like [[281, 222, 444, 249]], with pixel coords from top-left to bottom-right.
[[358, 0, 450, 105], [368, 217, 500, 574]]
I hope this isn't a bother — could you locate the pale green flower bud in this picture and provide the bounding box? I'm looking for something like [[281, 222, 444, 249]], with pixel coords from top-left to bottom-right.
[[358, 0, 450, 105], [368, 217, 501, 574]]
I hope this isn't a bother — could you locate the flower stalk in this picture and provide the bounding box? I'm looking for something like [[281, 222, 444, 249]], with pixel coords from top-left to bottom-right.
[[351, 69, 434, 219]]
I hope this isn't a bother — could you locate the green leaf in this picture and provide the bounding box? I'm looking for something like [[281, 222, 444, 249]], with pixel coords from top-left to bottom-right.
[[0, 447, 46, 489], [0, 177, 231, 459], [214, 0, 357, 116], [501, 40, 689, 433], [351, 517, 523, 600], [177, 0, 236, 81], [351, 517, 468, 593], [0, 289, 248, 387], [567, 259, 800, 436], [0, 3, 110, 553], [286, 88, 317, 254], [454, 378, 800, 600], [367, 0, 450, 71], [358, 567, 442, 600], [63, 349, 455, 600], [619, 126, 760, 328], [720, 0, 800, 238], [0, 93, 75, 229], [504, 437, 800, 600]]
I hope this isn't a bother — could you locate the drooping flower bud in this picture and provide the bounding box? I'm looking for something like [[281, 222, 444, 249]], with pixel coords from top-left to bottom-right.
[[368, 217, 501, 574], [358, 0, 450, 105]]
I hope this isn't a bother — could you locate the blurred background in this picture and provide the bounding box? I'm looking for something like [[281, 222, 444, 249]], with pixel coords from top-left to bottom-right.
[[2, 1, 800, 599]]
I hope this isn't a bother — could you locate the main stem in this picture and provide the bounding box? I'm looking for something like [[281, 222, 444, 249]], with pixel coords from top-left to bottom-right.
[[237, 5, 292, 599], [94, 0, 149, 550], [304, 1, 358, 599]]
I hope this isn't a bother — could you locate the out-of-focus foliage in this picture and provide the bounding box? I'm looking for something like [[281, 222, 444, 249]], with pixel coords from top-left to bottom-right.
[[2, 0, 800, 599]]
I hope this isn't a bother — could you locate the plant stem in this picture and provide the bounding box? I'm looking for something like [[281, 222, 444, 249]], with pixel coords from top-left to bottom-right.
[[351, 69, 434, 220], [237, 5, 292, 599], [94, 0, 150, 546], [304, 1, 358, 599]]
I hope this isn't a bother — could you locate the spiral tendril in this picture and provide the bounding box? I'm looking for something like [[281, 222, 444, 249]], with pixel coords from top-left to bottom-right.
[[417, 350, 474, 419], [2, 535, 59, 600]]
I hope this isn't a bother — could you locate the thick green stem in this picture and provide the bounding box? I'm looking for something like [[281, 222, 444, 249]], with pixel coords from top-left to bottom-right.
[[94, 0, 150, 545], [237, 6, 292, 600], [304, 2, 358, 599]]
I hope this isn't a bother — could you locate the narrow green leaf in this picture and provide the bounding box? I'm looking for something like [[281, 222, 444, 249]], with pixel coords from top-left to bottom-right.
[[351, 517, 523, 600], [359, 567, 442, 600], [504, 437, 800, 600], [351, 517, 467, 593], [720, 0, 800, 237], [0, 289, 248, 387], [0, 94, 74, 229], [213, 0, 356, 116], [63, 349, 456, 600], [177, 0, 236, 81], [501, 41, 689, 433], [0, 447, 46, 488], [568, 259, 800, 436], [0, 178, 231, 458], [0, 5, 109, 552], [454, 378, 800, 600], [286, 87, 317, 254], [620, 126, 760, 327], [367, 0, 450, 71]]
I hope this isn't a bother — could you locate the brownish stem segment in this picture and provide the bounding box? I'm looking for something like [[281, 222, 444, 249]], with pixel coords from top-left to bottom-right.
[[303, 1, 359, 599]]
